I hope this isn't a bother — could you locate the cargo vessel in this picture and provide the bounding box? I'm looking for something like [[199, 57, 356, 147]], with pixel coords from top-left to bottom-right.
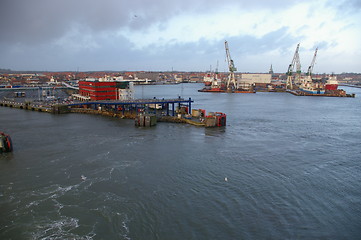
[[325, 75, 338, 90], [203, 73, 213, 86], [298, 76, 325, 94]]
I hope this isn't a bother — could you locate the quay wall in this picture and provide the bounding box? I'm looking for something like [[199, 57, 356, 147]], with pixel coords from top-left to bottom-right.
[[0, 100, 49, 112]]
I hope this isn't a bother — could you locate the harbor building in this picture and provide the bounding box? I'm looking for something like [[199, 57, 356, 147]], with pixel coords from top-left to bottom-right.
[[76, 77, 134, 101], [237, 73, 272, 90]]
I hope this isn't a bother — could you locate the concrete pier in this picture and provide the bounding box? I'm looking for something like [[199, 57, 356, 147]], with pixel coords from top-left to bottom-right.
[[1, 97, 226, 127]]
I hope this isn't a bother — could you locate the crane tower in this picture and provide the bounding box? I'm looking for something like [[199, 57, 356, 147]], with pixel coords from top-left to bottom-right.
[[225, 41, 237, 91]]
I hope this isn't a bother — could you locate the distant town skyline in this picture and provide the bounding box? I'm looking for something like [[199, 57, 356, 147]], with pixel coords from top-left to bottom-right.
[[1, 0, 360, 73]]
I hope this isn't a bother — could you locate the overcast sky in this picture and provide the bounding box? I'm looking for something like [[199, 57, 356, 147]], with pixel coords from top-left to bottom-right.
[[0, 0, 360, 73]]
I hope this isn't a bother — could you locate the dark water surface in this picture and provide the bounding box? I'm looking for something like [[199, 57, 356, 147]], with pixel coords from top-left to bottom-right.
[[1, 84, 361, 239]]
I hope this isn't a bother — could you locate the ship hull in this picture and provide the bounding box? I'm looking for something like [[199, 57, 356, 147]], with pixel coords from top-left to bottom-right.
[[299, 88, 325, 94], [325, 84, 338, 90], [198, 88, 223, 92], [198, 88, 255, 93]]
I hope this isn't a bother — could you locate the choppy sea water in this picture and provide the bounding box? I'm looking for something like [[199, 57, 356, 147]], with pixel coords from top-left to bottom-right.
[[1, 84, 361, 239]]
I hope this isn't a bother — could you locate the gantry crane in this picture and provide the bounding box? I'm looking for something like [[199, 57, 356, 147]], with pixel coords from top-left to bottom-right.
[[286, 43, 301, 89], [225, 41, 237, 91]]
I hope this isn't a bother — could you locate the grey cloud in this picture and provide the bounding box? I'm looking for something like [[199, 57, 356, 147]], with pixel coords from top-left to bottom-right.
[[0, 28, 354, 73], [134, 28, 299, 71], [1, 0, 355, 72], [0, 0, 201, 44], [0, 23, 300, 71], [0, 33, 136, 71], [311, 41, 331, 51], [327, 0, 361, 17], [225, 27, 298, 56], [0, 0, 141, 44], [336, 0, 361, 11], [0, 0, 308, 45]]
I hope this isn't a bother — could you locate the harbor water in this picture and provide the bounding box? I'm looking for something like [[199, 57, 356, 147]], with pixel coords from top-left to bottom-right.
[[1, 84, 361, 239]]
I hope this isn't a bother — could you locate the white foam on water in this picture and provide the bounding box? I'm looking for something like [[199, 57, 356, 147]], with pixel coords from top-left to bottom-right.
[[109, 167, 115, 178], [121, 219, 131, 240], [31, 216, 81, 240]]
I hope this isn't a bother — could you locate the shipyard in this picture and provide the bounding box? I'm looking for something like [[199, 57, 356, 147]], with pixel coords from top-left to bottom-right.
[[0, 40, 359, 133], [197, 41, 357, 97], [0, 42, 358, 129]]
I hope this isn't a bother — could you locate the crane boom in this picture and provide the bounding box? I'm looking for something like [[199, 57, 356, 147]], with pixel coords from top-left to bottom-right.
[[225, 41, 237, 72], [287, 43, 300, 76], [307, 47, 318, 76], [286, 43, 301, 89]]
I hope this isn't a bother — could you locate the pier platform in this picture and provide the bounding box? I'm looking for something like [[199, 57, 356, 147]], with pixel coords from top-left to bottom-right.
[[67, 97, 194, 117], [286, 89, 355, 97]]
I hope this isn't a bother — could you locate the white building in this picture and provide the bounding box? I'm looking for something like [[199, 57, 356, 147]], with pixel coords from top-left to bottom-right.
[[118, 82, 134, 100], [237, 73, 272, 89], [240, 73, 272, 84]]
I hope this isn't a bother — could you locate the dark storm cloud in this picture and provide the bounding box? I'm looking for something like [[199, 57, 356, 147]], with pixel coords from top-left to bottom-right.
[[0, 0, 131, 44], [0, 0, 304, 45], [2, 0, 354, 72], [0, 33, 136, 71]]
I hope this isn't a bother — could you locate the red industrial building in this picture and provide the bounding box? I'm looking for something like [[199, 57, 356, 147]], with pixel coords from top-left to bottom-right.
[[78, 79, 132, 101]]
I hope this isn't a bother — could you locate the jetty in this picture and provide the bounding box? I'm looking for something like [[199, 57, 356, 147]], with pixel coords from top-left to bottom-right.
[[0, 97, 226, 128]]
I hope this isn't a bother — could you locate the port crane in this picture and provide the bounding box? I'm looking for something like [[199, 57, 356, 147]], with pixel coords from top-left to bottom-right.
[[306, 47, 318, 77], [286, 43, 301, 89], [211, 60, 220, 88], [302, 47, 321, 90], [225, 40, 238, 91]]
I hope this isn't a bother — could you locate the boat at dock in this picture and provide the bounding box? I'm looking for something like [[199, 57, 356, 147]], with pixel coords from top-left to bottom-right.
[[203, 73, 213, 86], [325, 75, 338, 90], [298, 87, 325, 95], [298, 85, 325, 94], [198, 87, 255, 93], [298, 76, 325, 94]]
